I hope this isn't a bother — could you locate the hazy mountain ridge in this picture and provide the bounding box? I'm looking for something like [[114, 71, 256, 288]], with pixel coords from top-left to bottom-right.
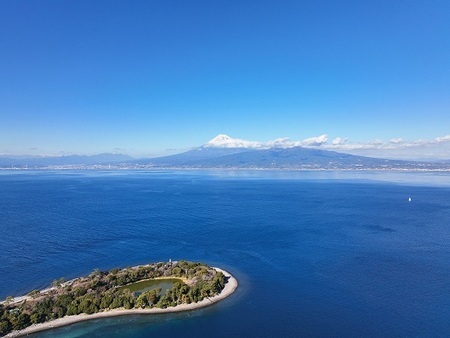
[[1, 135, 449, 170], [139, 145, 437, 170], [0, 153, 133, 167]]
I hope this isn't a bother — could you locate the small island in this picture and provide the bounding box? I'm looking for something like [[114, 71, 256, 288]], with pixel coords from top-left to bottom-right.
[[0, 260, 238, 337]]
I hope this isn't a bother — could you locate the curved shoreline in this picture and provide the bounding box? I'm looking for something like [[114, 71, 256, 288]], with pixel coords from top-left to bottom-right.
[[5, 267, 237, 338]]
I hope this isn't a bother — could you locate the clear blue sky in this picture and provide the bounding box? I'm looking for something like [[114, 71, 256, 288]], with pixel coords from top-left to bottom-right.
[[1, 0, 449, 158]]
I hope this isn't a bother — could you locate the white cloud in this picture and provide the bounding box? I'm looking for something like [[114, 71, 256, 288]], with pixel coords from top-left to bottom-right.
[[389, 138, 403, 144], [300, 134, 328, 146], [322, 135, 450, 160], [204, 134, 450, 159], [332, 137, 347, 145], [371, 139, 384, 146], [262, 134, 329, 148], [205, 134, 261, 148], [435, 135, 450, 143], [265, 137, 293, 148]]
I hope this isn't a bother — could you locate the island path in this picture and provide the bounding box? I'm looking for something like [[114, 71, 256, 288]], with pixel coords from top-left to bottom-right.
[[5, 268, 238, 338]]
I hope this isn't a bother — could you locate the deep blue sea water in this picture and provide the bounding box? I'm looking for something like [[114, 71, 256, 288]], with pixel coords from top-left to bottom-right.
[[0, 170, 449, 337]]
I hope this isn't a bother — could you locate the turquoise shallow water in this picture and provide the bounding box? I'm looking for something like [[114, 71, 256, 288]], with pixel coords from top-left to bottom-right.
[[0, 170, 449, 337]]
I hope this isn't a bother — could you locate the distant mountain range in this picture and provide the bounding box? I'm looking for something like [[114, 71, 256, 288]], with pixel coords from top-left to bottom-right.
[[1, 135, 449, 170], [0, 153, 133, 167], [136, 135, 442, 170]]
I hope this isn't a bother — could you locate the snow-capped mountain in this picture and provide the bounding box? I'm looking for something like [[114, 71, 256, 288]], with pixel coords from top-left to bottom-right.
[[134, 136, 248, 166], [203, 134, 260, 149], [134, 135, 442, 170], [201, 134, 327, 149], [3, 135, 448, 170]]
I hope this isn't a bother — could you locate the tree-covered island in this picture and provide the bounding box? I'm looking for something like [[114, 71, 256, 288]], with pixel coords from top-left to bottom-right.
[[1, 261, 232, 336]]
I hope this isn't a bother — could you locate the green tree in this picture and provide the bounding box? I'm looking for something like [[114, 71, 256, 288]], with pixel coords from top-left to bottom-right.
[[78, 294, 100, 314], [100, 291, 114, 309], [10, 313, 31, 331], [51, 278, 65, 287], [66, 301, 80, 316], [27, 290, 40, 298], [30, 312, 46, 324], [147, 289, 160, 307], [72, 287, 87, 297], [135, 293, 148, 308], [0, 319, 11, 336]]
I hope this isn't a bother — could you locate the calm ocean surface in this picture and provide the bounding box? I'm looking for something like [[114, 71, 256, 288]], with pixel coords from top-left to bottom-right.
[[0, 170, 449, 337]]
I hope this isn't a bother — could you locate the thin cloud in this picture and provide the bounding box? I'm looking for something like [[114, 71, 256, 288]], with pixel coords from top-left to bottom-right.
[[320, 135, 450, 152], [317, 134, 450, 160], [265, 137, 292, 148], [435, 135, 450, 143], [389, 138, 403, 144], [204, 134, 450, 160], [332, 137, 347, 145], [301, 134, 328, 146]]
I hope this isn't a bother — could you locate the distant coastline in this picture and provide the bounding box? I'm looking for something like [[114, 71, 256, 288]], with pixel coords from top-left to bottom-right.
[[2, 167, 450, 172], [1, 136, 450, 172], [2, 264, 238, 337]]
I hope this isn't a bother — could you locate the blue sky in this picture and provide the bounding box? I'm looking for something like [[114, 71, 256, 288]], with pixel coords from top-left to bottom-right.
[[1, 0, 449, 159]]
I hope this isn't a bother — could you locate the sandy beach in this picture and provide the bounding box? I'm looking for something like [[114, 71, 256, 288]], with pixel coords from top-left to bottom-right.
[[5, 268, 237, 337]]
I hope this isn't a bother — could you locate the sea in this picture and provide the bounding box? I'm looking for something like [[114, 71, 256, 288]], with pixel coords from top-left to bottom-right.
[[0, 170, 449, 337]]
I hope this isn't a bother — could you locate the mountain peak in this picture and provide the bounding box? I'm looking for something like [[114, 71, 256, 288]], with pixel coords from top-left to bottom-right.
[[208, 134, 232, 144], [204, 134, 258, 148]]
